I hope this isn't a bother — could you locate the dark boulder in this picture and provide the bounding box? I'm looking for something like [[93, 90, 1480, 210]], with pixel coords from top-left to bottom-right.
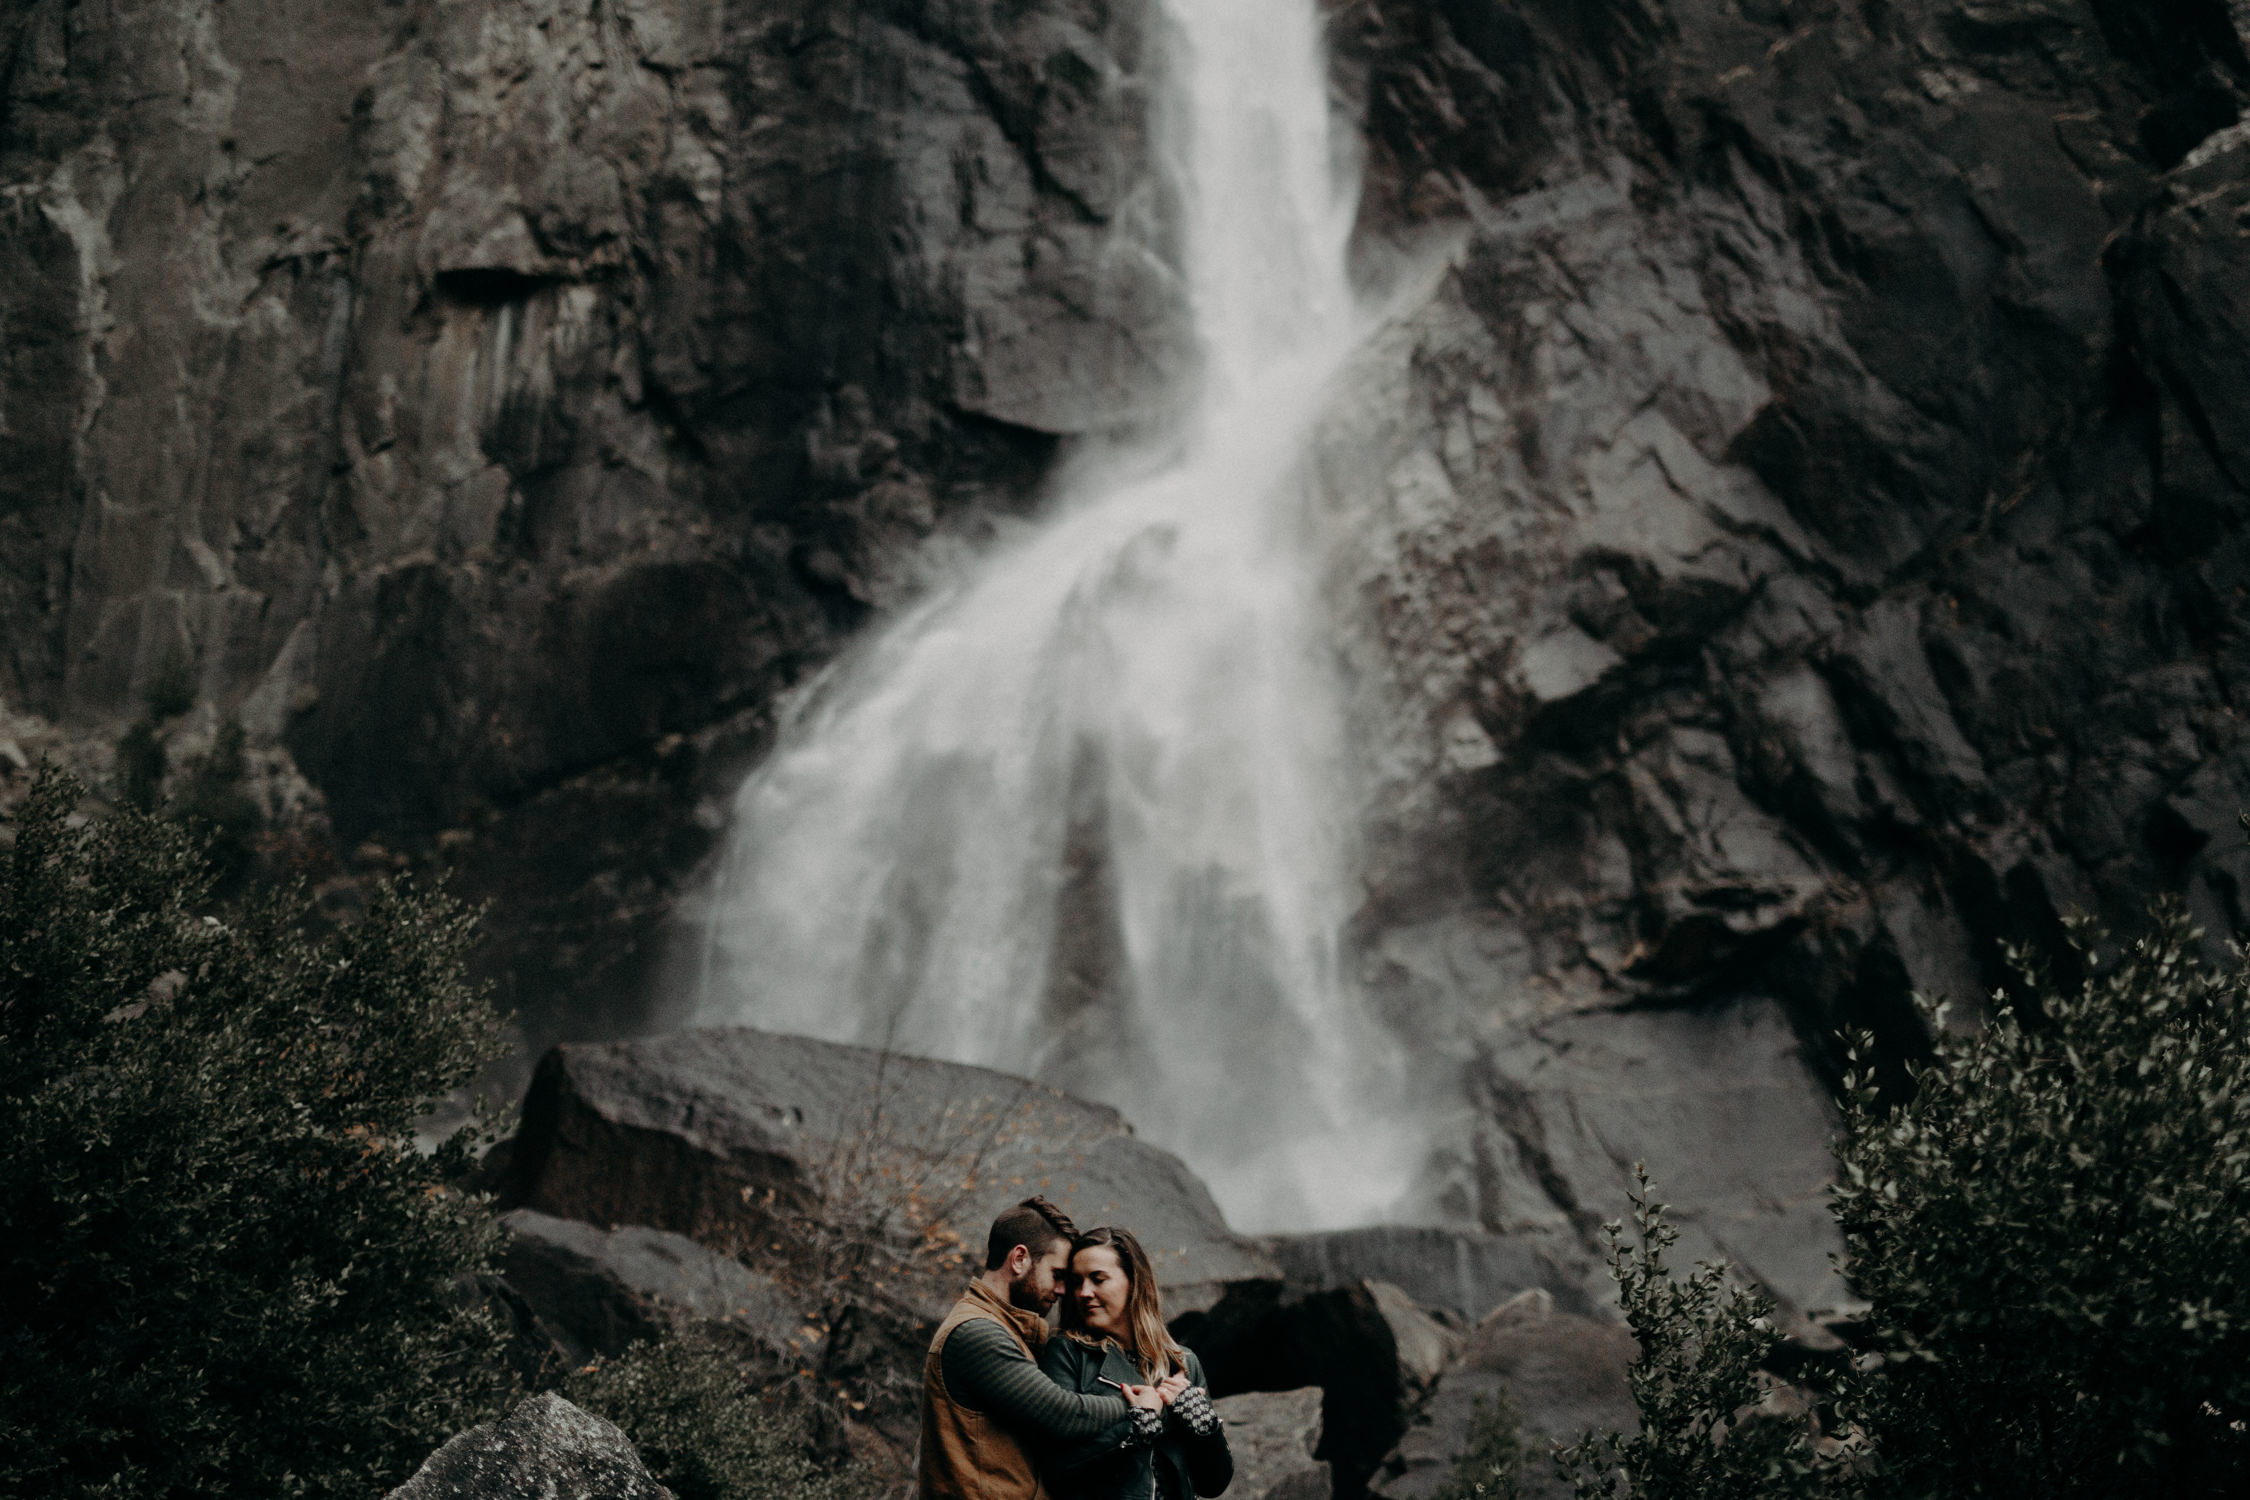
[[495, 1208, 806, 1376], [1188, 1279, 1457, 1500], [385, 1392, 671, 1500], [1216, 1388, 1334, 1500], [1374, 1291, 1637, 1500]]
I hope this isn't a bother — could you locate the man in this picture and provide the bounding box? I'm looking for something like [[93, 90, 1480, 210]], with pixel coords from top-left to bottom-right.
[[920, 1196, 1164, 1499]]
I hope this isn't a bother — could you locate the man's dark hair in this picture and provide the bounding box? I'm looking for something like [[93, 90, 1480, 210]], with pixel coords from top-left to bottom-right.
[[984, 1196, 1078, 1272]]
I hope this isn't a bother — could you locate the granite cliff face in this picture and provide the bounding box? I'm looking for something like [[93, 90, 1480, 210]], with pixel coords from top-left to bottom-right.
[[7, 0, 2250, 1315], [1303, 0, 2250, 1299], [0, 0, 1187, 1033]]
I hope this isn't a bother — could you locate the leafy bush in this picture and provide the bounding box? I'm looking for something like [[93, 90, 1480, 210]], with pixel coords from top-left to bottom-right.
[[1828, 904, 2250, 1496], [0, 768, 515, 1498], [1559, 1169, 1825, 1500], [1566, 900, 2250, 1498], [1432, 1390, 1526, 1500], [565, 1330, 870, 1500]]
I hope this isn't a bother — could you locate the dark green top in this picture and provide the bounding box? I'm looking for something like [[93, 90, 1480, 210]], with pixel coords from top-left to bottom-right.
[[1037, 1336, 1234, 1500], [938, 1316, 1138, 1442]]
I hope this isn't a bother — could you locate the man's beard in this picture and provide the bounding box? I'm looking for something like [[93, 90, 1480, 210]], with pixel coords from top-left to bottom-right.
[[1006, 1270, 1049, 1312]]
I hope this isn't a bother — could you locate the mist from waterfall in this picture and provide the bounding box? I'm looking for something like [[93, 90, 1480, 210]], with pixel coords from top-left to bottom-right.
[[690, 0, 1416, 1232]]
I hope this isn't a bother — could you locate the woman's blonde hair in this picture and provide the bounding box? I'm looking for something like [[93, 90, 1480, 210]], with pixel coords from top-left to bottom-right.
[[1059, 1225, 1185, 1380]]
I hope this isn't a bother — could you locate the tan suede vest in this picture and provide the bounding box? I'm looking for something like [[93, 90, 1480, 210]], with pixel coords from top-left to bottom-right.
[[918, 1281, 1051, 1500]]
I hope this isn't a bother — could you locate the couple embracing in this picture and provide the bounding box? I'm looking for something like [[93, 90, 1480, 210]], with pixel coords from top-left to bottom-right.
[[920, 1196, 1234, 1500]]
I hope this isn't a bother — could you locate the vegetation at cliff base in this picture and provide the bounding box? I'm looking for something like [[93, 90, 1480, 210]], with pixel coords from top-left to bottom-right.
[[1561, 1170, 1819, 1500], [1430, 1390, 1526, 1500], [1565, 901, 2250, 1498], [565, 1330, 871, 1500], [0, 768, 515, 1498]]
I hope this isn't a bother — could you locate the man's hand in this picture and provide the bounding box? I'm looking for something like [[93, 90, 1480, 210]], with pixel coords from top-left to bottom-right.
[[1123, 1383, 1164, 1411], [1155, 1372, 1191, 1406]]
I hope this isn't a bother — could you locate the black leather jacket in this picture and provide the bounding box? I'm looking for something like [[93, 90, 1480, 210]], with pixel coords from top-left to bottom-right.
[[1036, 1337, 1233, 1500]]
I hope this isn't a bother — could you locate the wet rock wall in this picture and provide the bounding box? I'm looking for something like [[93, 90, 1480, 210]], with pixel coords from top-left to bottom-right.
[[0, 0, 1187, 1035], [1318, 0, 2250, 1305]]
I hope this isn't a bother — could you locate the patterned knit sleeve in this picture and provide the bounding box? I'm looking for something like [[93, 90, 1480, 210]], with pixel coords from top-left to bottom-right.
[[1170, 1384, 1221, 1437]]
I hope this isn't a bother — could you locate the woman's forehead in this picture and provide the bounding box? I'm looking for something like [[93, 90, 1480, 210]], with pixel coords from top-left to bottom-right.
[[1073, 1243, 1125, 1272]]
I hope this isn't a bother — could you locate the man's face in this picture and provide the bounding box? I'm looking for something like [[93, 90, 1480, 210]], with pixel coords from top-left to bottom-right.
[[1007, 1241, 1072, 1312]]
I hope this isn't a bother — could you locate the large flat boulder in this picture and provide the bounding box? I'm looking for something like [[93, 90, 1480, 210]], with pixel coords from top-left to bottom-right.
[[1217, 1388, 1333, 1500], [386, 1392, 670, 1499], [498, 1027, 1279, 1304]]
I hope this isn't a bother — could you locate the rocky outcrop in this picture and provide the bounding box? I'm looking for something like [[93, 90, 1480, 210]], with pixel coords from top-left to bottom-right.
[[0, 0, 1185, 1040], [385, 1392, 671, 1500], [498, 1026, 1280, 1303], [1217, 1388, 1335, 1500], [1189, 1278, 1461, 1500], [1302, 0, 2250, 1315], [1374, 1290, 1638, 1500], [482, 1208, 911, 1478], [494, 1208, 806, 1376]]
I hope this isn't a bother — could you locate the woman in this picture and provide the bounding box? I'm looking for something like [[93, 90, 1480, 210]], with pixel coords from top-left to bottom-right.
[[1038, 1225, 1234, 1499]]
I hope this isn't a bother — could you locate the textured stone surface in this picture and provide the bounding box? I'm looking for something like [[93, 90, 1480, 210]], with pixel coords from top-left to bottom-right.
[[385, 1392, 671, 1500], [495, 1208, 805, 1374], [1265, 1224, 1595, 1321], [498, 1026, 1280, 1298], [1216, 1387, 1334, 1500], [0, 0, 1185, 1041], [1294, 0, 2250, 1321], [1191, 1279, 1460, 1499], [1373, 1291, 1638, 1500]]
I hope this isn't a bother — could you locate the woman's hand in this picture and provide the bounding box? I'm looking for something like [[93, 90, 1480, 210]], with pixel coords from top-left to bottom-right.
[[1123, 1383, 1165, 1411], [1155, 1372, 1192, 1406]]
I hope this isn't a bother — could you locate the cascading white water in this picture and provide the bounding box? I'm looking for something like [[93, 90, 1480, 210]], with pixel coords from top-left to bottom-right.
[[690, 0, 1416, 1231]]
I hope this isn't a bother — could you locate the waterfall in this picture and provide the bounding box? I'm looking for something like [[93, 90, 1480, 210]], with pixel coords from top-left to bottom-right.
[[690, 0, 1415, 1232]]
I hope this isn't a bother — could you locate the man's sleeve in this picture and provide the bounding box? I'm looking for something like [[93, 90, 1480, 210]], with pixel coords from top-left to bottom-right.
[[939, 1320, 1135, 1439]]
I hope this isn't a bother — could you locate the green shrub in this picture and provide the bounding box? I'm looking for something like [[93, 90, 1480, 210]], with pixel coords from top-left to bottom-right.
[[564, 1330, 870, 1500], [1566, 899, 2250, 1498], [1559, 1169, 1825, 1500], [0, 767, 515, 1499], [1828, 903, 2250, 1496], [1432, 1390, 1526, 1500]]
